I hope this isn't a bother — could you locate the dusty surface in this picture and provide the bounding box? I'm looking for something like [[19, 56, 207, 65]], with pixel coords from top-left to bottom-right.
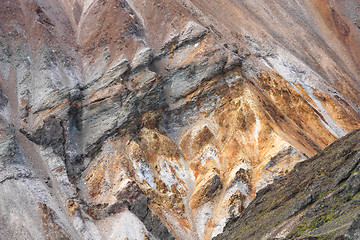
[[0, 0, 359, 239]]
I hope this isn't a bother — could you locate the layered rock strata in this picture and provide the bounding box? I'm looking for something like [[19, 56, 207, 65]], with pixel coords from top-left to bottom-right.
[[215, 129, 360, 240], [0, 0, 360, 239]]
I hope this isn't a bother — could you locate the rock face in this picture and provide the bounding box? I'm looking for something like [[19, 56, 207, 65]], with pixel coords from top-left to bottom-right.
[[0, 0, 359, 239], [215, 129, 360, 240]]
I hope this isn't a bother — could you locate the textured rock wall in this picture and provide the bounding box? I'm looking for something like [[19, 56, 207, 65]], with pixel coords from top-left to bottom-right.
[[0, 0, 359, 239], [215, 129, 360, 240]]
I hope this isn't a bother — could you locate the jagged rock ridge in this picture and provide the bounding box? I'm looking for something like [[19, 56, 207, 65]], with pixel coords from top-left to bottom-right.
[[215, 129, 360, 240], [0, 0, 360, 239]]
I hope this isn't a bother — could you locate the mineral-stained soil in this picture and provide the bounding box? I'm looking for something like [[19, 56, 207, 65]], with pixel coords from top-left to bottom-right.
[[0, 0, 359, 239], [215, 129, 360, 240]]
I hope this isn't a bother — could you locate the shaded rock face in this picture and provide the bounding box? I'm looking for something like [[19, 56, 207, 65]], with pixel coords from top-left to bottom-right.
[[215, 129, 360, 240], [0, 1, 359, 239]]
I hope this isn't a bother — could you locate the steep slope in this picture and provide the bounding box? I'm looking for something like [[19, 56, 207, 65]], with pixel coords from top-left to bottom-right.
[[215, 128, 360, 240], [0, 0, 360, 239]]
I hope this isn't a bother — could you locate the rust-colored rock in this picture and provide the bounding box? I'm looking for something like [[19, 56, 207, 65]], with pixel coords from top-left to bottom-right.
[[0, 1, 359, 240]]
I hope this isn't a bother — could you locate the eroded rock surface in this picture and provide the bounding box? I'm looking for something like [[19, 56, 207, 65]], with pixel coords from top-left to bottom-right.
[[215, 129, 360, 240], [0, 0, 360, 239]]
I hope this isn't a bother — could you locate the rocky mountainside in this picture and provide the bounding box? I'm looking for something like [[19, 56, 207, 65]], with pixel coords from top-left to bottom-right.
[[0, 0, 359, 239], [215, 129, 360, 240]]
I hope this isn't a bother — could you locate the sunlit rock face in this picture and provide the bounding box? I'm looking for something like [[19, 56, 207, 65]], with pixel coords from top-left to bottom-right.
[[0, 0, 359, 239], [215, 129, 360, 239]]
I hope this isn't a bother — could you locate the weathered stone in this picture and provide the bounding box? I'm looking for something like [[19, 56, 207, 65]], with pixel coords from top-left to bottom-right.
[[1, 1, 360, 240], [22, 115, 65, 156], [131, 47, 154, 72], [215, 130, 360, 240], [348, 214, 360, 239]]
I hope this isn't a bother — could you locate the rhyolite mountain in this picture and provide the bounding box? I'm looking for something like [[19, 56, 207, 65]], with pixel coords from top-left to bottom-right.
[[0, 0, 359, 239]]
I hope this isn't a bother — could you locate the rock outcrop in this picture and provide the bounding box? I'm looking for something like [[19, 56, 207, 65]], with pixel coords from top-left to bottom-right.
[[215, 129, 360, 240], [0, 0, 359, 239]]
